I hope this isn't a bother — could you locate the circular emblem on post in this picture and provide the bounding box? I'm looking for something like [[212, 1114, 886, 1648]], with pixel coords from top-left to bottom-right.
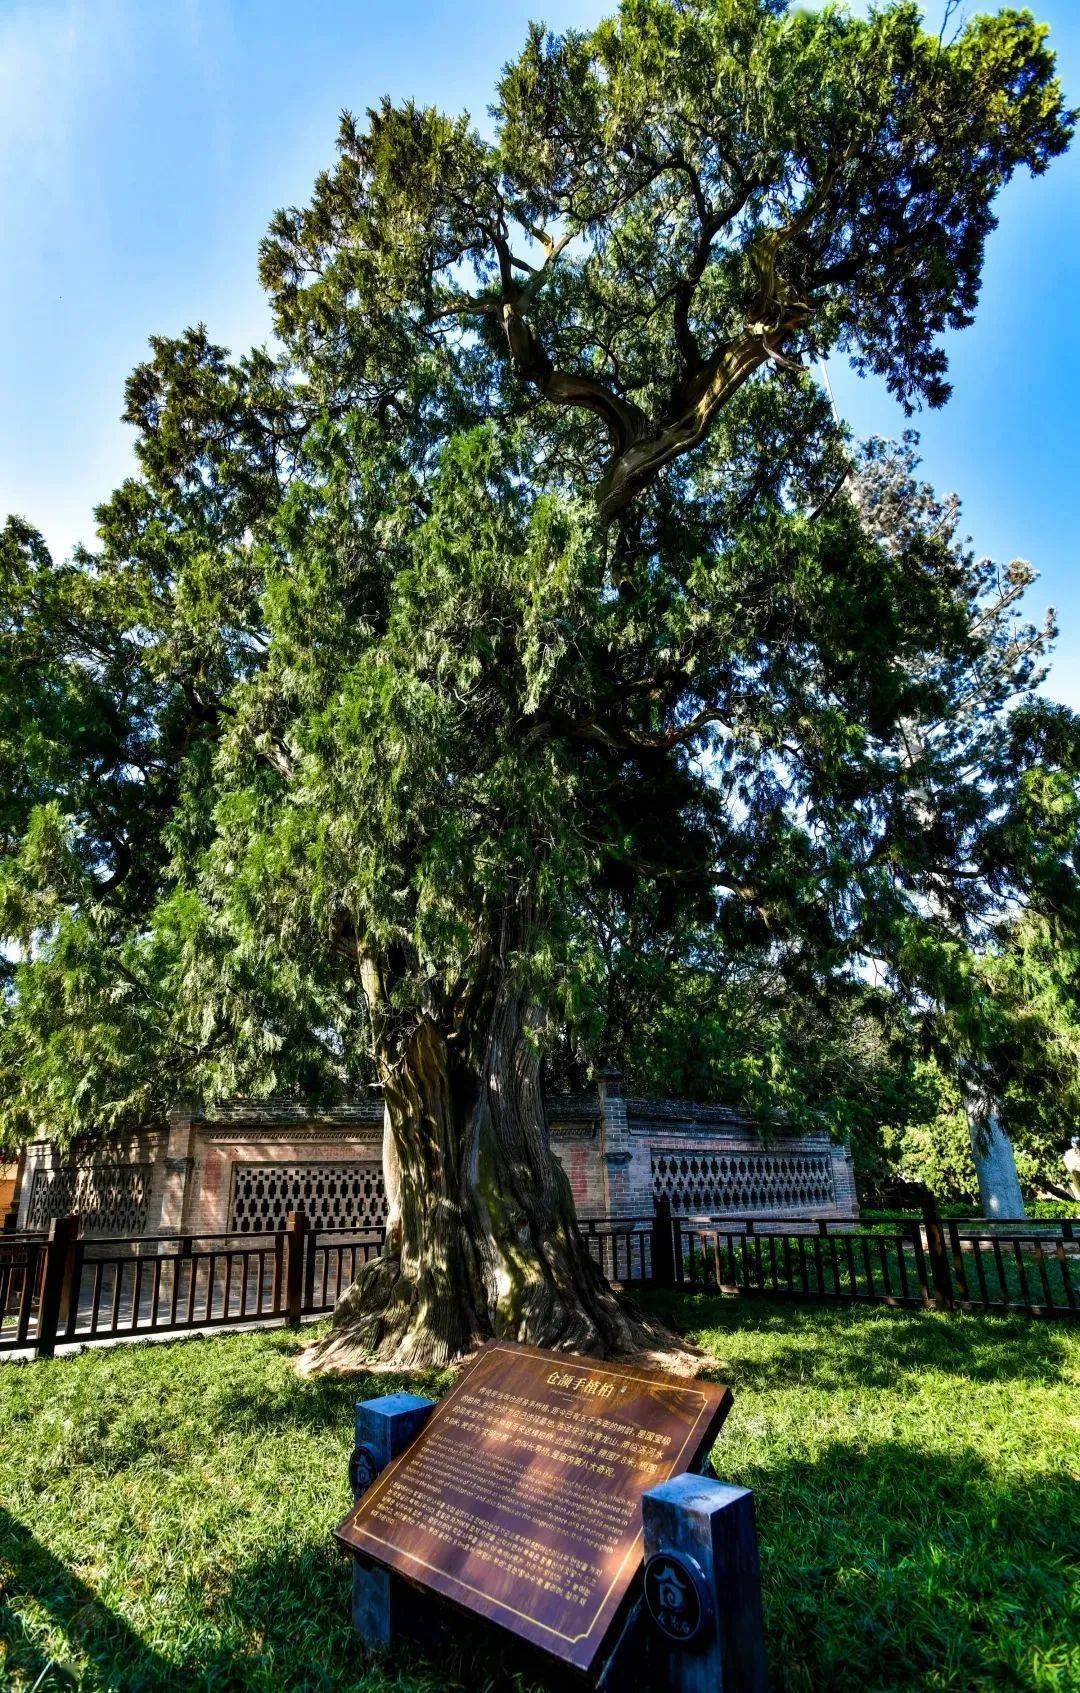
[[349, 1443, 379, 1500], [644, 1550, 708, 1645]]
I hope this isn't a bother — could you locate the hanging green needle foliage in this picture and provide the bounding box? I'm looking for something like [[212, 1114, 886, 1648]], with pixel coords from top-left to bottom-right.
[[1, 1, 1074, 1365]]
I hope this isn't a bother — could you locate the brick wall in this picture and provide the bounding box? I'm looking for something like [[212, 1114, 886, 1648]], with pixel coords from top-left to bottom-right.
[[159, 1102, 385, 1234], [0, 1166, 17, 1222], [13, 1082, 859, 1234], [16, 1131, 170, 1235]]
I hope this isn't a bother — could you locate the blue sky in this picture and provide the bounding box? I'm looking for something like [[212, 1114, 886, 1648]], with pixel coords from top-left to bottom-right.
[[2, 0, 1077, 702]]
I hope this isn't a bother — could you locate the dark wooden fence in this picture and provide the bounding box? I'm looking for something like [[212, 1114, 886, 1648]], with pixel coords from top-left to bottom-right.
[[673, 1215, 930, 1308], [579, 1214, 656, 1284], [0, 1212, 384, 1359], [663, 1202, 1078, 1319], [940, 1216, 1077, 1314], [2, 1197, 1075, 1358]]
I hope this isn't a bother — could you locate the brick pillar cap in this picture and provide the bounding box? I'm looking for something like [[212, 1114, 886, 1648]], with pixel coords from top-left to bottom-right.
[[168, 1096, 200, 1120], [598, 1066, 623, 1099]]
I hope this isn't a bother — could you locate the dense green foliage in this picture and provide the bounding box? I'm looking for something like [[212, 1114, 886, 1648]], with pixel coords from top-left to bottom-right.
[[0, 0, 1075, 1205], [0, 1301, 1076, 1690], [562, 436, 1080, 1196]]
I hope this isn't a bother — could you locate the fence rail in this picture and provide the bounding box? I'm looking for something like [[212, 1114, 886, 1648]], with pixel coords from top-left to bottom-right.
[[666, 1205, 1078, 1318], [579, 1202, 1077, 1318], [945, 1219, 1076, 1315], [1, 1198, 1076, 1358], [0, 1213, 385, 1358], [0, 1235, 46, 1351], [580, 1215, 656, 1285], [674, 1218, 930, 1308]]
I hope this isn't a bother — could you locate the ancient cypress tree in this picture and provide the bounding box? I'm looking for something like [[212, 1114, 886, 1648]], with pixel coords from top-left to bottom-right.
[[0, 2, 1072, 1365]]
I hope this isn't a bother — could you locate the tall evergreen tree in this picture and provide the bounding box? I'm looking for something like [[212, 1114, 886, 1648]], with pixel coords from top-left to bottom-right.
[[0, 2, 1072, 1364]]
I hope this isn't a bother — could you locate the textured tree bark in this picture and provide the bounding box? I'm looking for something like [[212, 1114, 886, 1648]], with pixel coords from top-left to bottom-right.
[[302, 969, 672, 1373], [964, 1090, 1026, 1220]]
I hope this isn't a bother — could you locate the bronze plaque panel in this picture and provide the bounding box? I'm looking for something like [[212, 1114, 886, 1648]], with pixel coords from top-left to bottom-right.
[[335, 1340, 731, 1675]]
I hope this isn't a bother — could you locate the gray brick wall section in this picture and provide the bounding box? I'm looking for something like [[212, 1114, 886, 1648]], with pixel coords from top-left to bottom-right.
[[14, 1141, 58, 1231], [13, 1083, 860, 1233], [598, 1069, 651, 1217]]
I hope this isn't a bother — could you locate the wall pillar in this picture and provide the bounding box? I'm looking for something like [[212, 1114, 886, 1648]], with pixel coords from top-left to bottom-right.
[[156, 1107, 199, 1235], [829, 1138, 859, 1220], [2, 1146, 27, 1232], [599, 1070, 653, 1217], [15, 1141, 61, 1231]]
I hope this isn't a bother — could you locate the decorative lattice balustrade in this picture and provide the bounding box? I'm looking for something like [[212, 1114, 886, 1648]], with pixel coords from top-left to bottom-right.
[[26, 1165, 151, 1236], [229, 1161, 386, 1233], [652, 1148, 836, 1215]]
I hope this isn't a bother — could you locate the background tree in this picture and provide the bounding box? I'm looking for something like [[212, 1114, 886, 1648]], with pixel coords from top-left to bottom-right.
[[0, 1, 1072, 1366], [559, 435, 1080, 1207]]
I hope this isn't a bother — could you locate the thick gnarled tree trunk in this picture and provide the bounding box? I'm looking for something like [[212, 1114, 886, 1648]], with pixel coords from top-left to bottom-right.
[[302, 969, 670, 1373]]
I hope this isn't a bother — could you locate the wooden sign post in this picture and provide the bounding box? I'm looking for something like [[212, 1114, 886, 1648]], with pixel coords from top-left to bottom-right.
[[337, 1341, 766, 1689]]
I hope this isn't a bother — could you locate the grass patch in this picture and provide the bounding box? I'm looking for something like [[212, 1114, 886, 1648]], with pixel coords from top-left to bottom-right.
[[0, 1299, 1077, 1690]]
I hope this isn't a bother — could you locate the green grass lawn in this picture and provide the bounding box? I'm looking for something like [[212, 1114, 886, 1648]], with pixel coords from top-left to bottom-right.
[[0, 1297, 1077, 1692]]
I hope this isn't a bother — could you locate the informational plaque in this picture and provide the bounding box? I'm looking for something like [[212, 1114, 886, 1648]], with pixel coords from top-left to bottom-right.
[[335, 1341, 731, 1675]]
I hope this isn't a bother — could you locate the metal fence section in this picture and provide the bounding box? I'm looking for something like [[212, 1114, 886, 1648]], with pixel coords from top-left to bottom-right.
[[70, 1231, 286, 1343], [580, 1215, 655, 1284], [0, 1234, 47, 1351], [944, 1218, 1077, 1315], [303, 1227, 386, 1314], [1, 1198, 1076, 1358]]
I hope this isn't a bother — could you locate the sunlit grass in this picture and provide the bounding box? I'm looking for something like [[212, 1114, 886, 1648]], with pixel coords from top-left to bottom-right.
[[1, 1296, 1076, 1691]]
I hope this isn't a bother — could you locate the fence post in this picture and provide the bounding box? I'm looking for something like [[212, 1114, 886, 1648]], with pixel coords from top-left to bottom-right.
[[36, 1213, 78, 1359], [652, 1196, 676, 1288], [285, 1210, 308, 1329], [947, 1218, 970, 1303], [273, 1227, 286, 1315], [921, 1193, 954, 1312], [672, 1212, 684, 1286], [303, 1222, 318, 1312]]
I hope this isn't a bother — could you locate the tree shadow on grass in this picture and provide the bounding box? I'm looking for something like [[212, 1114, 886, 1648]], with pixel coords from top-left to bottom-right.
[[0, 1507, 174, 1691], [188, 1329, 452, 1444], [173, 1299, 1073, 1457], [2, 1380, 1075, 1690], [216, 1536, 540, 1693], [0, 1500, 473, 1693], [642, 1290, 1076, 1392], [26, 1326, 451, 1469], [744, 1439, 1078, 1692], [240, 1442, 1076, 1693], [197, 1436, 1077, 1693]]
